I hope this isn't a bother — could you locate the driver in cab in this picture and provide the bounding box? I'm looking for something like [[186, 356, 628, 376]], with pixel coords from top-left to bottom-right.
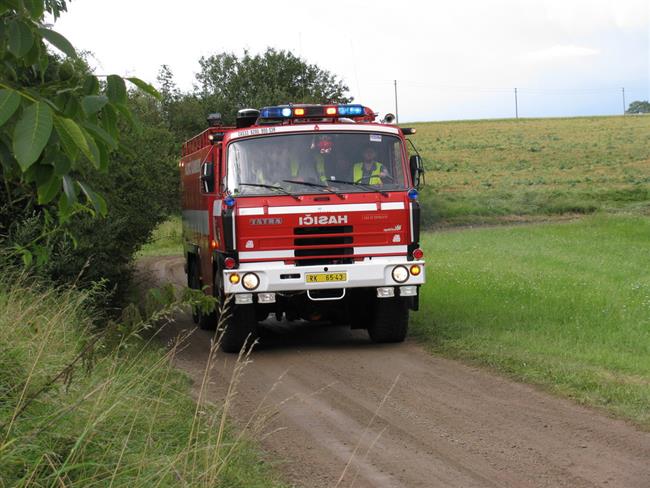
[[353, 145, 388, 185]]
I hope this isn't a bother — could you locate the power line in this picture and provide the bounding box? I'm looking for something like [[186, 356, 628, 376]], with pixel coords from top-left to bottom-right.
[[360, 79, 639, 95]]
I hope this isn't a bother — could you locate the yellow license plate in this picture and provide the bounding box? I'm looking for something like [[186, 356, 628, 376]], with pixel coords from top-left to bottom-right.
[[305, 272, 347, 283]]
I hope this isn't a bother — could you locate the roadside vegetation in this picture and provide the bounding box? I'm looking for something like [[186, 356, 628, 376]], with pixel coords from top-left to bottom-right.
[[412, 215, 650, 428], [138, 214, 183, 257], [0, 274, 285, 487], [414, 115, 650, 226]]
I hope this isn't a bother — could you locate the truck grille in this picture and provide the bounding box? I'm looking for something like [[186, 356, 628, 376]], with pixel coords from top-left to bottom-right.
[[293, 225, 354, 266]]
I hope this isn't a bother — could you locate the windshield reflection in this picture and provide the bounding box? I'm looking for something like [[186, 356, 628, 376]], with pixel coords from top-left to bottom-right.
[[227, 132, 406, 195]]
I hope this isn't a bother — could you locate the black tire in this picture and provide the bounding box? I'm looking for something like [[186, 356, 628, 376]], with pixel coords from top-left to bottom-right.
[[197, 303, 217, 330], [367, 296, 409, 343], [220, 303, 257, 353], [188, 259, 200, 324]]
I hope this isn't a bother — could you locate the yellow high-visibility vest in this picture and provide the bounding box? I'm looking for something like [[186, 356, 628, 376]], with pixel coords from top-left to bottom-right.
[[353, 162, 383, 185]]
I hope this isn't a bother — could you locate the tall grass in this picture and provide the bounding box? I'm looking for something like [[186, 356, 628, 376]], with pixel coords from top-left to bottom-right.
[[0, 273, 284, 487], [412, 214, 650, 427]]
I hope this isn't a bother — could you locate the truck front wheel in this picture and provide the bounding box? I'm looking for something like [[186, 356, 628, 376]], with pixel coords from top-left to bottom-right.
[[219, 303, 257, 353], [367, 296, 409, 343]]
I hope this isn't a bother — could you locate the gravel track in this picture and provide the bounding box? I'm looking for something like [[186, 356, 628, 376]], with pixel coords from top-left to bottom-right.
[[141, 256, 650, 488]]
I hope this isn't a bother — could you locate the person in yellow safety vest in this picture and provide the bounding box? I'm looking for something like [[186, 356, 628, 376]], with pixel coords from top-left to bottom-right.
[[353, 146, 387, 185]]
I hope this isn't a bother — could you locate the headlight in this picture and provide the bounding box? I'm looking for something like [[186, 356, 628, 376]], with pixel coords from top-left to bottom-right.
[[242, 273, 260, 290], [391, 266, 409, 283]]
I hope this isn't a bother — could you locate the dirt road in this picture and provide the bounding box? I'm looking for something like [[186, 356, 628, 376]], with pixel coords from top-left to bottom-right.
[[142, 256, 650, 488]]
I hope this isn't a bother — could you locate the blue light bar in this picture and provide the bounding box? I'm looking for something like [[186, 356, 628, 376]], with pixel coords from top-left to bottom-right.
[[259, 106, 292, 118], [337, 104, 365, 116], [259, 104, 366, 119]]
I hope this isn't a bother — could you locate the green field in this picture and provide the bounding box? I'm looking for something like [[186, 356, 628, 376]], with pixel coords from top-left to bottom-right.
[[412, 116, 650, 225], [412, 215, 650, 427], [138, 214, 183, 257]]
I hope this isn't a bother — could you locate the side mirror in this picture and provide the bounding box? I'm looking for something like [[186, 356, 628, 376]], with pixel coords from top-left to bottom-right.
[[409, 154, 424, 188], [201, 162, 214, 193]]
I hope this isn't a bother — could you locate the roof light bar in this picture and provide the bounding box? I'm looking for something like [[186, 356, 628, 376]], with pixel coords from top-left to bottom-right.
[[259, 107, 289, 118], [259, 104, 367, 119], [337, 104, 365, 116]]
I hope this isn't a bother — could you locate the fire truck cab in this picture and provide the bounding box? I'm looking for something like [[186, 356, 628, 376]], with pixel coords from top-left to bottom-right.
[[180, 104, 425, 352]]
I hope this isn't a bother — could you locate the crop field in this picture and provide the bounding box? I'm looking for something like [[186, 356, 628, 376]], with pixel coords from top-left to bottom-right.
[[412, 215, 650, 427], [412, 115, 650, 225]]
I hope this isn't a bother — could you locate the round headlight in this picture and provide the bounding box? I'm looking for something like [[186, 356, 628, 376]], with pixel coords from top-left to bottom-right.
[[391, 265, 409, 283], [242, 273, 260, 290]]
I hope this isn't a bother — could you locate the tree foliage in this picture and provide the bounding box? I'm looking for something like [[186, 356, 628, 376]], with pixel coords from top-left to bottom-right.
[[0, 0, 158, 266], [626, 100, 650, 114], [194, 48, 352, 125], [42, 91, 179, 306]]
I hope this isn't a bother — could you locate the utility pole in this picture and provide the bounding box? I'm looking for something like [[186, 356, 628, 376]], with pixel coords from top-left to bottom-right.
[[514, 87, 519, 119], [394, 79, 399, 124], [622, 87, 626, 115]]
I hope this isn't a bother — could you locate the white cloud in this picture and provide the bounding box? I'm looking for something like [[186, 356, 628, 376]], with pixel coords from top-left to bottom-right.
[[52, 0, 648, 121], [525, 45, 601, 61]]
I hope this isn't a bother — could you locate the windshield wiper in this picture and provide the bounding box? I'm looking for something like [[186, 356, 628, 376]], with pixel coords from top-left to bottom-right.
[[238, 182, 300, 201], [282, 180, 345, 200], [328, 179, 389, 197]]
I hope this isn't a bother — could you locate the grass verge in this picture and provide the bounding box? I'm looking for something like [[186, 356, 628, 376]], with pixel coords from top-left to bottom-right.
[[412, 214, 650, 428], [138, 214, 183, 257], [0, 274, 285, 487]]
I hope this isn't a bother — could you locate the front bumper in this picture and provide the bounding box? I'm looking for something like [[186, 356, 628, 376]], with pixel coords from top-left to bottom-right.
[[223, 258, 425, 294]]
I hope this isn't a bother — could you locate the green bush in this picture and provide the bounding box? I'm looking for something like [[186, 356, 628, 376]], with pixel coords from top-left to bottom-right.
[[40, 92, 179, 306]]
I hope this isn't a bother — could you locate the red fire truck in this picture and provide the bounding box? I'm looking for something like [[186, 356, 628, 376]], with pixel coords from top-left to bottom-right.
[[180, 104, 425, 352]]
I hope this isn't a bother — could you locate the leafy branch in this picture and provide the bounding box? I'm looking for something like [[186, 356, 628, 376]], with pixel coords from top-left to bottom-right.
[[0, 0, 160, 265]]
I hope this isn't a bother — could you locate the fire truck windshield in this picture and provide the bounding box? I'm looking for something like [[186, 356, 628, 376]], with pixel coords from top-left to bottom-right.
[[226, 132, 407, 196]]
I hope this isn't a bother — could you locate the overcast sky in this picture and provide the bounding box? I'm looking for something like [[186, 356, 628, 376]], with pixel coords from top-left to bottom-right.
[[54, 0, 649, 122]]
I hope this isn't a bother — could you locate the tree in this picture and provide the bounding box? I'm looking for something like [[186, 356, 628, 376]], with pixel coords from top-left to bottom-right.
[[0, 1, 158, 266], [156, 65, 205, 142], [43, 90, 179, 306], [194, 48, 352, 124], [626, 100, 650, 114]]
